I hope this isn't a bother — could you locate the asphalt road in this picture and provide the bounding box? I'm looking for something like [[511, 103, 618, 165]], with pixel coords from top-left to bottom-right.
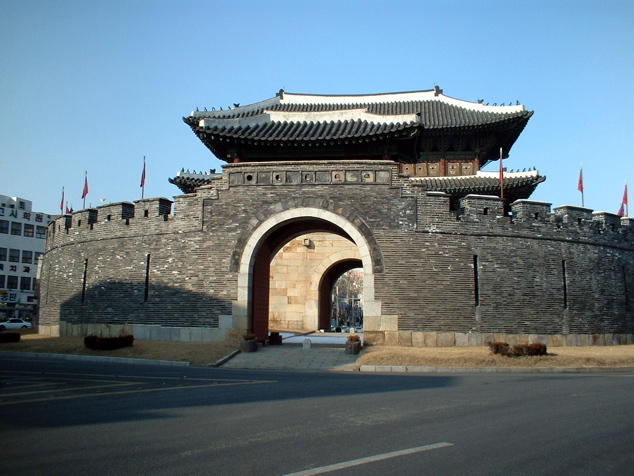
[[1, 356, 632, 476]]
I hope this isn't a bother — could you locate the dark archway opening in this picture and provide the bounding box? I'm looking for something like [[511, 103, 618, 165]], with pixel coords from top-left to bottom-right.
[[318, 260, 363, 331], [251, 218, 354, 342]]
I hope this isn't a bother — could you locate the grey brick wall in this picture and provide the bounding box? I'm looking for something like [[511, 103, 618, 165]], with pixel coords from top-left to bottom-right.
[[39, 161, 634, 343]]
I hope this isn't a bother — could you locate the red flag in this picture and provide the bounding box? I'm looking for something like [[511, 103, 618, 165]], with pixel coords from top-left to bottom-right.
[[617, 203, 625, 217], [577, 168, 584, 192], [81, 174, 89, 199], [623, 184, 629, 206], [140, 159, 146, 188], [66, 205, 71, 214]]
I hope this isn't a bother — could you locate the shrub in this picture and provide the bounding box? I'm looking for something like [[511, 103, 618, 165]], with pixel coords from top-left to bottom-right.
[[489, 342, 510, 355], [489, 341, 547, 357], [0, 332, 21, 343], [84, 335, 134, 351], [516, 343, 548, 356]]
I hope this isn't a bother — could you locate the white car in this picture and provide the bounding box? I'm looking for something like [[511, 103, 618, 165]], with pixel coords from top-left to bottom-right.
[[0, 318, 32, 330]]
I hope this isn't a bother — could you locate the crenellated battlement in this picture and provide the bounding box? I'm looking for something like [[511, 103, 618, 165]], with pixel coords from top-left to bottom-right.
[[46, 171, 634, 253], [414, 191, 633, 245], [46, 197, 174, 249]]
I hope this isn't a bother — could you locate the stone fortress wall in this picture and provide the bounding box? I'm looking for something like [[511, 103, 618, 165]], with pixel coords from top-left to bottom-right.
[[39, 161, 634, 346]]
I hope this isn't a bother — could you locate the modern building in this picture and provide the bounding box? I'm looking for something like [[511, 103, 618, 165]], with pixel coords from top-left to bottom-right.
[[0, 195, 55, 320], [39, 89, 634, 346]]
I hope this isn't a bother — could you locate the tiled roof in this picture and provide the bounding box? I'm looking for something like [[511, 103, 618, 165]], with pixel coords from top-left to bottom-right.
[[168, 170, 220, 194], [184, 88, 532, 143], [192, 118, 417, 143], [409, 171, 545, 200]]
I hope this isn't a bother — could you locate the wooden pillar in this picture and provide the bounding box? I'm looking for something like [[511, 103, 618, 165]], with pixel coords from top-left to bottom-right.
[[252, 241, 271, 342]]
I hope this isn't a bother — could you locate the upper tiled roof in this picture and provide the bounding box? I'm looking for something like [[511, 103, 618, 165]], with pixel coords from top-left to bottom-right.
[[185, 88, 532, 142]]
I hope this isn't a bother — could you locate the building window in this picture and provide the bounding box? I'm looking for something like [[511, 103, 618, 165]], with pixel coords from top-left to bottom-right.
[[0, 275, 5, 288], [20, 277, 31, 291], [0, 248, 6, 261], [7, 275, 18, 289], [11, 222, 22, 235], [0, 220, 8, 234], [9, 249, 19, 263], [36, 226, 46, 239], [24, 224, 34, 237], [19, 201, 25, 209], [22, 250, 33, 264]]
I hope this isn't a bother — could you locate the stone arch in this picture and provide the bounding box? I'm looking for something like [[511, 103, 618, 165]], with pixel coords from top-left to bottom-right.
[[229, 199, 384, 274], [231, 207, 382, 340]]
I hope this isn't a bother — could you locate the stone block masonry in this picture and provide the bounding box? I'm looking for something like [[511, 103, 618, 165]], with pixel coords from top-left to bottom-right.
[[39, 161, 634, 345]]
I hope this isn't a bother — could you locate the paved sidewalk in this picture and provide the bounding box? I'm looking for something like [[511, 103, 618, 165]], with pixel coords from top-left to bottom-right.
[[220, 345, 360, 371], [220, 332, 360, 371]]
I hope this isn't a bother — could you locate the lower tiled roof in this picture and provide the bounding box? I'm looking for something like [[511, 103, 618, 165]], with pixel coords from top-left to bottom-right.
[[409, 171, 545, 200], [169, 171, 219, 194]]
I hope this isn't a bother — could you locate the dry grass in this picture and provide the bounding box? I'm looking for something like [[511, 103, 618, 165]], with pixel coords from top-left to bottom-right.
[[0, 331, 237, 367], [2, 331, 634, 368], [358, 345, 634, 368]]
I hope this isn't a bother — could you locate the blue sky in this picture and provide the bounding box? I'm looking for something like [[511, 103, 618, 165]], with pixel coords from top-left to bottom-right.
[[1, 0, 632, 215]]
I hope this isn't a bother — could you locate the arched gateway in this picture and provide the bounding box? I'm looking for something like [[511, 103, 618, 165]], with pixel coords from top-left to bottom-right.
[[232, 207, 381, 341], [39, 88, 634, 346]]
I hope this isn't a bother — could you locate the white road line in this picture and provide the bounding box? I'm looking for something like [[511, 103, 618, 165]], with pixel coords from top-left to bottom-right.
[[285, 442, 454, 475]]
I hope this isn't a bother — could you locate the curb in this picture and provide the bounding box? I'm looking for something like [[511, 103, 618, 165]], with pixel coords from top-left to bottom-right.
[[0, 351, 191, 367], [3, 351, 634, 374], [210, 349, 241, 367]]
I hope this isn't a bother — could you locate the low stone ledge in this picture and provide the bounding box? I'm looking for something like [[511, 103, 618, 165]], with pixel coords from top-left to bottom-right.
[[366, 331, 634, 348], [57, 322, 225, 343], [437, 332, 456, 347], [398, 331, 412, 346]]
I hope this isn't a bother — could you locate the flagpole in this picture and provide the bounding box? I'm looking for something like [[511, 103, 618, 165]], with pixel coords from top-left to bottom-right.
[[499, 147, 504, 199], [60, 186, 65, 215]]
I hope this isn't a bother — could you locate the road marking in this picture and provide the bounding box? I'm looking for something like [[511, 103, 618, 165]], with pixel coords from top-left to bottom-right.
[[3, 381, 139, 397], [0, 370, 276, 405], [285, 442, 454, 475]]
